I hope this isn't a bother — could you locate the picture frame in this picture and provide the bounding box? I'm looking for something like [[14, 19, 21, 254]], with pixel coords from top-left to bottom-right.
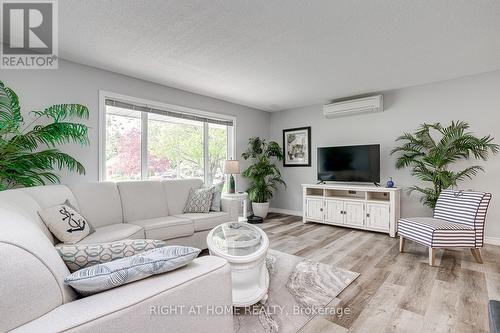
[[283, 126, 311, 167]]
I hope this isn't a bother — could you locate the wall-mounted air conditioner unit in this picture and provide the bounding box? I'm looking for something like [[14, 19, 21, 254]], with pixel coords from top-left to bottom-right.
[[323, 95, 383, 118]]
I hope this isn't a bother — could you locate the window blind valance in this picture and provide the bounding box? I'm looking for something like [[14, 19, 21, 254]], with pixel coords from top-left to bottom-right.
[[105, 98, 234, 126]]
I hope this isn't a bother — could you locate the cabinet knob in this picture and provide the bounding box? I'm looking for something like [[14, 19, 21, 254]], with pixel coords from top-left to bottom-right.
[[367, 213, 370, 217], [320, 208, 323, 212]]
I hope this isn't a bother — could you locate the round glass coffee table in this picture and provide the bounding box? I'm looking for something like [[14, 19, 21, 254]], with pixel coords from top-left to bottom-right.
[[207, 222, 269, 307]]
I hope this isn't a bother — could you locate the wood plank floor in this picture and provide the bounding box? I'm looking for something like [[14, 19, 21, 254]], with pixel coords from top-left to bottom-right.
[[257, 212, 499, 333]]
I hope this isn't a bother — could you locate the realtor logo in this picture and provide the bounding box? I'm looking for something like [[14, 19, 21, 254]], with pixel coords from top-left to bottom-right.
[[1, 0, 58, 69]]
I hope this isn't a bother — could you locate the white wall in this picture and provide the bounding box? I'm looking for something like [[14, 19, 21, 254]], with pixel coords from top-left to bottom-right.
[[270, 70, 500, 240], [3, 60, 500, 239], [1, 59, 270, 189]]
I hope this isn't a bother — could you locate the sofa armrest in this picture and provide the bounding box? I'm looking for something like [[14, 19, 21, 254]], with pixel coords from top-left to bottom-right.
[[221, 197, 240, 221], [13, 256, 233, 333]]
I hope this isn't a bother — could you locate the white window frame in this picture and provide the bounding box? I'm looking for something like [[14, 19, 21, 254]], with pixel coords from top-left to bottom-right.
[[98, 90, 237, 182]]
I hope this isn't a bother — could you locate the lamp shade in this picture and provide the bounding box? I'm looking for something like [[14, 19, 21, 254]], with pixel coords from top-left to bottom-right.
[[224, 160, 240, 174]]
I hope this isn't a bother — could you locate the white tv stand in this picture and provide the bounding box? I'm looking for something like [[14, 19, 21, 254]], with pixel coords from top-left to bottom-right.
[[302, 183, 400, 237]]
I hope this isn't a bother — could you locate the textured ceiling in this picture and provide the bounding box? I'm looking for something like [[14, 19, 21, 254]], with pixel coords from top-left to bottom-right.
[[57, 0, 500, 111]]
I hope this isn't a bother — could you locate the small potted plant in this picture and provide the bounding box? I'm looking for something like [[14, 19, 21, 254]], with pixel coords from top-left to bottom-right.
[[241, 137, 286, 218]]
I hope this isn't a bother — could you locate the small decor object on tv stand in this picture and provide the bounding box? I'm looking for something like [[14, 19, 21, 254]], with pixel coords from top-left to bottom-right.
[[386, 177, 395, 188]]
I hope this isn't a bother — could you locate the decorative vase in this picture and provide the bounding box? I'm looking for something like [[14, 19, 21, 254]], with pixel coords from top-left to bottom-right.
[[386, 177, 395, 188], [252, 202, 270, 218]]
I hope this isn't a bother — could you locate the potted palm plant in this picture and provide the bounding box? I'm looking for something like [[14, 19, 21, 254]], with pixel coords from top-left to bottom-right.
[[391, 121, 498, 208], [0, 81, 89, 190], [241, 137, 286, 218]]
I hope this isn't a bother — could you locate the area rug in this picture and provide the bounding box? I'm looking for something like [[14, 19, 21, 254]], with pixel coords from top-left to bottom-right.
[[233, 249, 359, 333]]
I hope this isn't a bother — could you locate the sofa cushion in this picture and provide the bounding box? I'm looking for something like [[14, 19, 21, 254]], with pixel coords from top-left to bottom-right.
[[175, 212, 232, 232], [39, 203, 92, 244], [163, 179, 203, 215], [0, 188, 56, 244], [78, 224, 144, 244], [65, 246, 201, 296], [130, 216, 194, 240], [398, 217, 475, 247], [69, 182, 123, 227], [56, 239, 166, 272], [22, 185, 80, 211], [117, 181, 168, 222]]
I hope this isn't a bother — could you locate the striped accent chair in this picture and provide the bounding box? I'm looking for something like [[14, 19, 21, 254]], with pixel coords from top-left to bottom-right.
[[398, 189, 492, 266]]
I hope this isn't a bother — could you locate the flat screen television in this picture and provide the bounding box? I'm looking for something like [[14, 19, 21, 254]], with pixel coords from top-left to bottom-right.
[[317, 144, 380, 183]]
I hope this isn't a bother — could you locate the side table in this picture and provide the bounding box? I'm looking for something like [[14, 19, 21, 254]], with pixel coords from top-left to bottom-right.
[[222, 192, 248, 222]]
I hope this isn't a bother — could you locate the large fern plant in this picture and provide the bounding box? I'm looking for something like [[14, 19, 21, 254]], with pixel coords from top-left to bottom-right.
[[0, 81, 89, 191], [241, 137, 286, 203], [391, 121, 498, 208]]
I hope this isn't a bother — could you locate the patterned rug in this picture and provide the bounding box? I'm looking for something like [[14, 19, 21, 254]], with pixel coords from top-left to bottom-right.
[[233, 249, 359, 333]]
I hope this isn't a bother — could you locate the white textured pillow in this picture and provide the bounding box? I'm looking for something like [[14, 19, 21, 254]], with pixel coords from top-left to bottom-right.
[[184, 187, 213, 213], [56, 239, 166, 272], [65, 246, 201, 295], [39, 204, 91, 244], [210, 182, 225, 212]]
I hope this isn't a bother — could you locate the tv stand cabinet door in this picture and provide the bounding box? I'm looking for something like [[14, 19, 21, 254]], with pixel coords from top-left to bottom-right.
[[366, 203, 390, 231], [305, 198, 324, 221], [344, 201, 365, 227], [324, 199, 344, 224]]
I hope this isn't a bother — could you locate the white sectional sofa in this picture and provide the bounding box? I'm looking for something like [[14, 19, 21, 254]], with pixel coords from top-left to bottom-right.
[[0, 179, 237, 332]]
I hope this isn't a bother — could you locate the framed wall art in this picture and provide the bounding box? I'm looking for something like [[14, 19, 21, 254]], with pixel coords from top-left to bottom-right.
[[283, 126, 311, 167]]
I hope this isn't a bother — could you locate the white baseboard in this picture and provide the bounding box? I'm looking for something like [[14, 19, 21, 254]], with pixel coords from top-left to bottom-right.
[[269, 207, 302, 217], [485, 237, 500, 246]]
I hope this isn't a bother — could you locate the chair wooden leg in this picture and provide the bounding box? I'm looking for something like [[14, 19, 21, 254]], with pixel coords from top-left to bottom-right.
[[429, 247, 436, 266], [399, 236, 405, 253], [470, 248, 484, 264]]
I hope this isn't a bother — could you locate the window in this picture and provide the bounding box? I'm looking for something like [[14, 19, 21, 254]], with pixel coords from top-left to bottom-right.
[[105, 107, 142, 181], [100, 92, 235, 185], [147, 114, 204, 180], [208, 123, 228, 185]]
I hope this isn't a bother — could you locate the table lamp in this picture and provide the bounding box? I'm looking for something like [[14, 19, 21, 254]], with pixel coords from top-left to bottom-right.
[[224, 160, 240, 193]]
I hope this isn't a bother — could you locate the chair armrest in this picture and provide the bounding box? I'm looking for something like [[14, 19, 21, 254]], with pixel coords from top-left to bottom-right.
[[221, 197, 240, 221], [13, 256, 233, 333]]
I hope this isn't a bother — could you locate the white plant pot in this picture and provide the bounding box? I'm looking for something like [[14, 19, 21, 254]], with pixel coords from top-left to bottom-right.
[[252, 202, 270, 218]]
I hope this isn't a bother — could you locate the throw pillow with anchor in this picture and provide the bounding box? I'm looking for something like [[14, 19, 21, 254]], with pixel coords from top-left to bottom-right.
[[39, 202, 91, 244]]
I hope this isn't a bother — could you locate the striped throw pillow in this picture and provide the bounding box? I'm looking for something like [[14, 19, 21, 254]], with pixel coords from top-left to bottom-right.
[[65, 246, 200, 295]]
